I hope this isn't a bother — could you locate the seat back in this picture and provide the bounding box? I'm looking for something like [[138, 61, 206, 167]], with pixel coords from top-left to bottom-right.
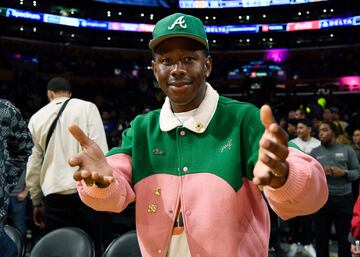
[[4, 225, 25, 257], [102, 230, 142, 257], [30, 227, 95, 257]]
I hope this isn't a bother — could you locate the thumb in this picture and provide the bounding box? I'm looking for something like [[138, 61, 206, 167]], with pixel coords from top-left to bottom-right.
[[260, 105, 276, 130], [68, 124, 92, 147]]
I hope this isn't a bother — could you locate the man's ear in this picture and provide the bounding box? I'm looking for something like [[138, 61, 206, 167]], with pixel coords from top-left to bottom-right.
[[205, 55, 212, 78], [151, 60, 159, 81], [47, 90, 54, 101]]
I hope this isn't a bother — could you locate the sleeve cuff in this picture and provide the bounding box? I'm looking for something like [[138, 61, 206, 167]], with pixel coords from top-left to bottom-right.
[[32, 197, 43, 207], [264, 155, 310, 202], [78, 172, 126, 199]]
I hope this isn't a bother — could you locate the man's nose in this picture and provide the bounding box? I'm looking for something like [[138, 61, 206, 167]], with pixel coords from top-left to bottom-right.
[[170, 62, 186, 76]]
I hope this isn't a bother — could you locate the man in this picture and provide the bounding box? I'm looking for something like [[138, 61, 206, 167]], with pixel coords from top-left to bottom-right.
[[69, 13, 328, 257], [26, 77, 109, 256], [294, 108, 306, 120], [322, 108, 332, 123], [311, 121, 360, 257], [287, 119, 321, 257], [0, 99, 33, 257], [291, 119, 321, 154]]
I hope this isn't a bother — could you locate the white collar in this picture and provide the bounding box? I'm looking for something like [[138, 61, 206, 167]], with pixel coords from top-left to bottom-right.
[[159, 83, 219, 134], [52, 96, 70, 104]]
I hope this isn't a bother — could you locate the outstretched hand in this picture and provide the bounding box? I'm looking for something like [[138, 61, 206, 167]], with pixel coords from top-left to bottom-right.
[[68, 124, 114, 188], [252, 105, 289, 188]]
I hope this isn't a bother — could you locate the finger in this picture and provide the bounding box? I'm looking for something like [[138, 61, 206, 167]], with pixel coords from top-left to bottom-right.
[[84, 178, 94, 187], [73, 169, 91, 181], [91, 172, 100, 181], [91, 173, 114, 187], [268, 123, 289, 146], [103, 175, 114, 184], [260, 138, 289, 161], [68, 124, 92, 147], [252, 161, 273, 186], [73, 171, 83, 181], [259, 152, 288, 177], [253, 171, 272, 186], [39, 222, 46, 229], [69, 154, 82, 167], [260, 105, 276, 130]]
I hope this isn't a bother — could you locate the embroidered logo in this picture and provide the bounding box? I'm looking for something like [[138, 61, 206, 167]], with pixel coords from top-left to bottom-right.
[[152, 148, 165, 155], [220, 139, 232, 153], [168, 16, 187, 30]]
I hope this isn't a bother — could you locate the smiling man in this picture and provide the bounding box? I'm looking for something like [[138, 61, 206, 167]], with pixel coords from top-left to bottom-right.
[[68, 13, 328, 257]]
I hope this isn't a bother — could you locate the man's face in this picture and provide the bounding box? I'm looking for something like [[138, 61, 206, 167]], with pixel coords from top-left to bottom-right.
[[353, 129, 360, 145], [287, 123, 297, 134], [296, 123, 311, 140], [319, 123, 335, 145], [152, 37, 212, 113], [294, 110, 304, 119], [322, 109, 332, 121], [332, 112, 340, 121]]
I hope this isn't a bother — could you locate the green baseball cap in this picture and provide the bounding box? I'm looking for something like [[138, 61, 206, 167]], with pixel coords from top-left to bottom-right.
[[149, 13, 209, 50]]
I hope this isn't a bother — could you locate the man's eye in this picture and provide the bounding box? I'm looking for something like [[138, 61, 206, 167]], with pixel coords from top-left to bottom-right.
[[184, 57, 194, 63], [162, 58, 171, 65]]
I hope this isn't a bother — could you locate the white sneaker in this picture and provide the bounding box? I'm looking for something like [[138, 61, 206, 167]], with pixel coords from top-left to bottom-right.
[[303, 244, 316, 257], [287, 243, 298, 257]]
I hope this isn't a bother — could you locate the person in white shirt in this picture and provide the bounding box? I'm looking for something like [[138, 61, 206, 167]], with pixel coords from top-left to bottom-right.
[[26, 77, 109, 256], [291, 119, 321, 154], [287, 119, 321, 257]]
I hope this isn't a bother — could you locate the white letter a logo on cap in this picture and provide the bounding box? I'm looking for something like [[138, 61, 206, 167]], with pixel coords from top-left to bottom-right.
[[168, 16, 187, 30]]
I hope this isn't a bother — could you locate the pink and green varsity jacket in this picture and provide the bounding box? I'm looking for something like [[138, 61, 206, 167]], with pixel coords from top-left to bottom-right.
[[77, 85, 328, 257]]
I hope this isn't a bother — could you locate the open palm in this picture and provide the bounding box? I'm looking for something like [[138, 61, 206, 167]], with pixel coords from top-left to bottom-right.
[[68, 124, 114, 187]]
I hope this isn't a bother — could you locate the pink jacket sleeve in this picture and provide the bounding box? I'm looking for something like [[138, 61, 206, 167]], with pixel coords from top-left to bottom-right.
[[77, 153, 135, 212], [264, 148, 328, 220]]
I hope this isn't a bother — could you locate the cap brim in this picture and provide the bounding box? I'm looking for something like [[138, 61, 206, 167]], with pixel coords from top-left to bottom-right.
[[149, 34, 208, 50]]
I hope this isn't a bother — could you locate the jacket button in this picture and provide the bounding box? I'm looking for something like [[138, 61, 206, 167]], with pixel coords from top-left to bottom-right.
[[185, 210, 191, 216], [180, 130, 186, 136], [158, 249, 162, 254], [183, 166, 188, 172]]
